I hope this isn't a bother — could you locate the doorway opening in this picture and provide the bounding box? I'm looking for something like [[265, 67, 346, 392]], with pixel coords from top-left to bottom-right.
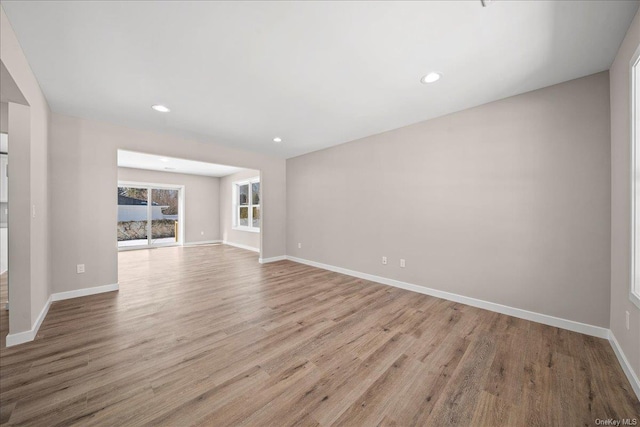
[[116, 150, 261, 259], [116, 149, 263, 293]]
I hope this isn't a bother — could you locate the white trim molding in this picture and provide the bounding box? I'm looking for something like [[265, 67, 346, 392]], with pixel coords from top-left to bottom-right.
[[232, 227, 260, 234], [118, 244, 181, 252], [609, 331, 640, 401], [5, 283, 119, 347], [285, 256, 610, 339], [6, 295, 52, 347], [184, 240, 222, 246], [284, 256, 640, 391], [259, 255, 287, 264], [119, 241, 223, 251], [223, 241, 260, 253], [51, 283, 119, 302]]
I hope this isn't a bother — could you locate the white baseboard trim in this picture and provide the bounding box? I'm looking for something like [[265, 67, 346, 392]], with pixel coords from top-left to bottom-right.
[[259, 256, 287, 264], [286, 256, 610, 339], [6, 283, 119, 347], [6, 295, 52, 347], [223, 241, 260, 253], [609, 331, 640, 401], [52, 283, 119, 302], [184, 240, 222, 246]]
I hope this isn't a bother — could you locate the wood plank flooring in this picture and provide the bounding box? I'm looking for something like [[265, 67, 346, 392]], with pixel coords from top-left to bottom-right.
[[0, 244, 638, 426]]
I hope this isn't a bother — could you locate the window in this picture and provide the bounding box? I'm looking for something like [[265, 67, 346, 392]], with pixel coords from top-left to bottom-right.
[[631, 46, 640, 308], [233, 178, 260, 232]]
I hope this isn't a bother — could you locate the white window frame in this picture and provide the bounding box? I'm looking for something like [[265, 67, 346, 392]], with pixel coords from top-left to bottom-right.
[[232, 177, 260, 233], [630, 45, 640, 308]]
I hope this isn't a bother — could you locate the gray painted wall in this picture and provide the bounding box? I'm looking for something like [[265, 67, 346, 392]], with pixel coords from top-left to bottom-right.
[[610, 7, 640, 381], [220, 169, 261, 251], [287, 71, 611, 328], [117, 167, 221, 244]]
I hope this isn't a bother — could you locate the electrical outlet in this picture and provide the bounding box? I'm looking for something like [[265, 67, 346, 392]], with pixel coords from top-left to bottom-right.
[[298, 243, 302, 249], [626, 311, 630, 330], [400, 259, 406, 268], [76, 264, 85, 274], [382, 256, 387, 265]]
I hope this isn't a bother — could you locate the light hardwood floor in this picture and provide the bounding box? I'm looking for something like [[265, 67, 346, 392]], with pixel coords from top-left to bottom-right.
[[0, 244, 638, 426]]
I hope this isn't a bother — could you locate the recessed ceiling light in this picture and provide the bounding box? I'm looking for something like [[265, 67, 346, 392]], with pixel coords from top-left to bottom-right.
[[273, 137, 283, 143], [159, 157, 169, 162], [152, 104, 170, 113], [421, 72, 441, 84]]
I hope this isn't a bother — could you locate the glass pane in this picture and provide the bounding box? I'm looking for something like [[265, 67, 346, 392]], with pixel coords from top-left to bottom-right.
[[252, 206, 260, 228], [239, 207, 249, 226], [252, 182, 260, 205], [239, 184, 249, 205], [117, 187, 148, 247], [151, 188, 179, 245]]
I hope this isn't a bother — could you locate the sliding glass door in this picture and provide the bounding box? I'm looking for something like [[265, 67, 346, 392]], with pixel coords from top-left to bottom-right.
[[151, 188, 180, 245], [117, 183, 183, 249], [117, 186, 149, 248]]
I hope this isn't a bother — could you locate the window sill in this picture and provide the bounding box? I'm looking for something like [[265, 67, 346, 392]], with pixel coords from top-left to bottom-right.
[[233, 227, 260, 234]]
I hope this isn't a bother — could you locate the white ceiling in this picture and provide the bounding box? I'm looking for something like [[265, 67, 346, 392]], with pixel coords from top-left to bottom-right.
[[2, 1, 638, 158], [117, 150, 244, 178]]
